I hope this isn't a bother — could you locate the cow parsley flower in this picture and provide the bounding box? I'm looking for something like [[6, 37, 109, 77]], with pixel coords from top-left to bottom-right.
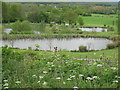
[[113, 80, 118, 83], [86, 77, 93, 80], [37, 81, 40, 83], [32, 74, 37, 78], [3, 80, 8, 82], [70, 75, 75, 78], [63, 82, 66, 84], [39, 76, 44, 79], [92, 76, 98, 79], [67, 78, 72, 80], [56, 77, 61, 80], [73, 86, 78, 88], [79, 74, 84, 77], [15, 81, 21, 84], [97, 64, 102, 67], [3, 83, 8, 86], [43, 82, 47, 85], [43, 71, 48, 74]]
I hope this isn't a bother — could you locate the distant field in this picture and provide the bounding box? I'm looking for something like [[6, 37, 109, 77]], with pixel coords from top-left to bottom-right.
[[82, 14, 118, 27]]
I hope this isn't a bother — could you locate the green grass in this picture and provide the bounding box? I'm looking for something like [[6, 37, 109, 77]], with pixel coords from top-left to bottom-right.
[[82, 14, 117, 27], [2, 47, 118, 88]]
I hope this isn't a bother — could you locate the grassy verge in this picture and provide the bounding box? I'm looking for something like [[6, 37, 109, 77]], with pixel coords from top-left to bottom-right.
[[2, 47, 118, 88]]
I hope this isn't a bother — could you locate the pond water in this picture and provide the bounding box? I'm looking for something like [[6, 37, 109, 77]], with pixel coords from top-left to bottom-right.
[[1, 38, 113, 51], [4, 28, 12, 34], [78, 27, 107, 32]]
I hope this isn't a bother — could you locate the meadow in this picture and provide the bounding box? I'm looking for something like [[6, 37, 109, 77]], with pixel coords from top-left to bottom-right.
[[2, 2, 119, 89], [82, 14, 118, 27], [2, 46, 119, 88]]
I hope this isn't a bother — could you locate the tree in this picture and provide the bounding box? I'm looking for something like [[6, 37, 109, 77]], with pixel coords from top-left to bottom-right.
[[78, 16, 84, 26], [63, 10, 78, 25], [12, 20, 32, 33], [28, 11, 50, 23], [2, 2, 23, 23]]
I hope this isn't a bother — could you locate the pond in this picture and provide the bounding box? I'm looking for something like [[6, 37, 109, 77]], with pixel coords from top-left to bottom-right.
[[4, 28, 12, 34], [1, 38, 113, 51], [78, 27, 108, 32]]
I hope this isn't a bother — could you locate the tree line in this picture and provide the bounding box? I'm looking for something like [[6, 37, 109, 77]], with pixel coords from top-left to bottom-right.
[[2, 2, 118, 25]]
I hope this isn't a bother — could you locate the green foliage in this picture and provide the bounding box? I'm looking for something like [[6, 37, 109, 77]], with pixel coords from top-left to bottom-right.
[[108, 27, 114, 31], [63, 10, 78, 25], [107, 41, 120, 49], [2, 48, 118, 88], [28, 11, 50, 23], [78, 16, 84, 25], [11, 20, 32, 33], [35, 44, 40, 50], [2, 2, 23, 22], [102, 28, 105, 32], [79, 46, 87, 52]]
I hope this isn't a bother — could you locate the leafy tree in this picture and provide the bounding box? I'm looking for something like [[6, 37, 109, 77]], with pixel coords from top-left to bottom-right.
[[63, 10, 78, 25], [12, 20, 32, 33], [78, 16, 84, 26]]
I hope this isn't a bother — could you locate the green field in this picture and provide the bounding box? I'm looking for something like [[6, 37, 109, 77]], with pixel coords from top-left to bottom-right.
[[2, 47, 119, 88], [82, 14, 117, 27]]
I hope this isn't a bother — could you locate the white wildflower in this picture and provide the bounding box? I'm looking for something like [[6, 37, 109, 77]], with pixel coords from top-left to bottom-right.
[[56, 77, 61, 80], [15, 81, 21, 84], [51, 65, 55, 67], [113, 80, 118, 83], [43, 82, 47, 85], [37, 81, 40, 83], [49, 68, 52, 70], [73, 86, 78, 89], [111, 67, 117, 70], [67, 78, 72, 80], [63, 82, 66, 84], [70, 75, 75, 78], [47, 62, 50, 64], [32, 74, 37, 78], [39, 76, 44, 79], [3, 80, 8, 82], [115, 76, 120, 78], [94, 53, 96, 55], [92, 76, 98, 79], [3, 83, 8, 86], [43, 71, 48, 74], [4, 87, 8, 89], [97, 64, 102, 67], [79, 74, 84, 77], [86, 77, 93, 80], [93, 63, 97, 65]]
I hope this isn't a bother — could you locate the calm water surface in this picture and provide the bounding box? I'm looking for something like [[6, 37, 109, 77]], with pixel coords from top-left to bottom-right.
[[1, 38, 113, 51]]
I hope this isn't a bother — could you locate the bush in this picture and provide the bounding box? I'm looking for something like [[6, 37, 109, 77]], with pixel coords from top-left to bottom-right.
[[12, 20, 32, 33], [102, 28, 105, 32], [107, 41, 120, 49], [108, 27, 114, 31], [79, 45, 87, 52]]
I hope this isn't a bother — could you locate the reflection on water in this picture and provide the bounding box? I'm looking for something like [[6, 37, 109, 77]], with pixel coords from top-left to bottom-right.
[[4, 28, 12, 34], [1, 38, 113, 51], [78, 27, 107, 32]]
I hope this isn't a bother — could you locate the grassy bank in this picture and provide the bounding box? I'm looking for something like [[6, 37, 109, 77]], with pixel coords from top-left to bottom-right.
[[2, 47, 118, 88]]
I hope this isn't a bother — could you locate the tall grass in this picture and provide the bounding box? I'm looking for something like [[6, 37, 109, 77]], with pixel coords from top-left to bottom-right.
[[2, 46, 118, 88]]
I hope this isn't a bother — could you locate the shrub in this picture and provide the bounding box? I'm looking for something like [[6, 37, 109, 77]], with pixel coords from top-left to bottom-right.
[[12, 20, 32, 33], [107, 41, 120, 49], [108, 27, 114, 31], [102, 28, 105, 32], [79, 45, 87, 52]]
